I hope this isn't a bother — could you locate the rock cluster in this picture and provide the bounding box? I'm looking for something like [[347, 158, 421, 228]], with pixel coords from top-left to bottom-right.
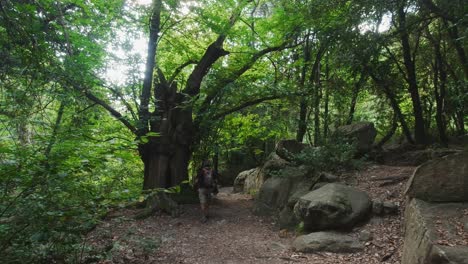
[[232, 123, 393, 254], [402, 151, 468, 264]]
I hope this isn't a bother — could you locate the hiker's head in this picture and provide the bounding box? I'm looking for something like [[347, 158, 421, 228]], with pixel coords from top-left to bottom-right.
[[202, 160, 212, 168]]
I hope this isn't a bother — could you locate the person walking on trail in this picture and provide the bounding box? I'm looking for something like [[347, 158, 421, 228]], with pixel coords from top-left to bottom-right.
[[196, 160, 218, 223]]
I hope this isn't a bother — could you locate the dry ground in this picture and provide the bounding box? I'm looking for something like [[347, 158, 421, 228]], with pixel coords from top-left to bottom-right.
[[86, 164, 416, 264]]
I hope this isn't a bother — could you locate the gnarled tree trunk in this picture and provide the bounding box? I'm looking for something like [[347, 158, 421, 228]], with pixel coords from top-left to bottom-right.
[[140, 86, 193, 189], [139, 1, 237, 190]]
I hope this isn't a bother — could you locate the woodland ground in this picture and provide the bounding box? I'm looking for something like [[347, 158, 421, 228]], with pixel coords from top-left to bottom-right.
[[86, 163, 415, 264]]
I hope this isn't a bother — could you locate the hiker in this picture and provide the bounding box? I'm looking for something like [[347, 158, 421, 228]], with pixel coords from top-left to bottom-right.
[[196, 159, 218, 223]]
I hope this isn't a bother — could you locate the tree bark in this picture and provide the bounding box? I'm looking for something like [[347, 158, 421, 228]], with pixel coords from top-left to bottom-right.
[[434, 59, 448, 146], [396, 0, 426, 145], [296, 99, 308, 142], [323, 55, 330, 141], [376, 112, 398, 149], [427, 28, 448, 146], [455, 112, 465, 136], [44, 102, 65, 171], [142, 2, 245, 189], [139, 0, 161, 138], [141, 86, 193, 189], [139, 0, 165, 190], [296, 38, 311, 142], [310, 46, 325, 146], [367, 70, 415, 145], [445, 21, 468, 79], [419, 0, 468, 78], [346, 73, 367, 125]]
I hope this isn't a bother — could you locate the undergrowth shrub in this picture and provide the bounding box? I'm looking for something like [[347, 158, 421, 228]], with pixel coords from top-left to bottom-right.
[[293, 136, 360, 172], [0, 138, 142, 263]]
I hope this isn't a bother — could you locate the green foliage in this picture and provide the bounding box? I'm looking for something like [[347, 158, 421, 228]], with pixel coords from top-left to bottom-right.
[[293, 136, 359, 172], [295, 221, 305, 235], [1, 0, 467, 261], [213, 109, 289, 169], [0, 126, 143, 263], [219, 113, 283, 147]]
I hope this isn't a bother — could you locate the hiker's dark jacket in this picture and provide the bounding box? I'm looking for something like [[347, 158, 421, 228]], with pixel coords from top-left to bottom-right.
[[196, 167, 218, 189]]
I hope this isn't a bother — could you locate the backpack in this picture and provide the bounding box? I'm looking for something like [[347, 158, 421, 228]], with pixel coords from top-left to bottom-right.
[[202, 167, 214, 187]]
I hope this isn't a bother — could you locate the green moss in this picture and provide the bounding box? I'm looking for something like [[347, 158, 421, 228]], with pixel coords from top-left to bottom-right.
[[295, 221, 305, 235]]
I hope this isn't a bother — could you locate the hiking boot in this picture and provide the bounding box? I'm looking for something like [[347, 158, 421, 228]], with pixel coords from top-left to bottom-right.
[[201, 215, 208, 223]]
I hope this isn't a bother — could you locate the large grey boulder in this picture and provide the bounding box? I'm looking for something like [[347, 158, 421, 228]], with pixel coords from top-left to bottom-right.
[[278, 206, 299, 229], [336, 122, 377, 154], [233, 169, 250, 193], [262, 152, 290, 174], [275, 139, 306, 161], [382, 147, 461, 166], [372, 200, 399, 216], [135, 192, 180, 219], [294, 183, 372, 231], [233, 153, 290, 195], [278, 176, 319, 229], [402, 198, 468, 264], [292, 232, 364, 253], [243, 168, 263, 194], [405, 151, 468, 202], [253, 165, 319, 216], [233, 168, 260, 194], [253, 176, 288, 215], [219, 149, 258, 186]]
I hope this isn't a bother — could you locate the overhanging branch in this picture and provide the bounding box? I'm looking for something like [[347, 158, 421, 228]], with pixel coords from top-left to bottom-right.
[[184, 36, 230, 96], [169, 60, 197, 84], [199, 41, 293, 114], [105, 85, 138, 121], [212, 95, 281, 120], [83, 90, 137, 134], [419, 0, 456, 22], [184, 0, 252, 97]]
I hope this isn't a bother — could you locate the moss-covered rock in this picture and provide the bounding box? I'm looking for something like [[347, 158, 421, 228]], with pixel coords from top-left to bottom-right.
[[405, 151, 468, 202], [294, 183, 371, 232]]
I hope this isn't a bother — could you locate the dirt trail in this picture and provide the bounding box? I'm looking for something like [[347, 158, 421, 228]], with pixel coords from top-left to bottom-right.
[[88, 164, 414, 264]]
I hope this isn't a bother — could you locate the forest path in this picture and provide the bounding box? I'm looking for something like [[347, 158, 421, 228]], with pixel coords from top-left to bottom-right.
[[149, 188, 298, 264], [88, 164, 414, 264]]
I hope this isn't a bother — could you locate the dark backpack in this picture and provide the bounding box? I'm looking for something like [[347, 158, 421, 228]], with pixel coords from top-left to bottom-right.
[[202, 167, 214, 187]]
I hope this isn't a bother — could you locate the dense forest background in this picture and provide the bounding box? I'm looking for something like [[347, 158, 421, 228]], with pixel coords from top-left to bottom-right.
[[0, 0, 466, 262]]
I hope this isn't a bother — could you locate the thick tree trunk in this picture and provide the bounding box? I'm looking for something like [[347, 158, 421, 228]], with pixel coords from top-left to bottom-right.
[[296, 99, 308, 142], [141, 88, 193, 189], [376, 113, 398, 149], [445, 21, 468, 79], [368, 71, 415, 145], [141, 3, 244, 189], [323, 56, 330, 141], [313, 76, 321, 146], [420, 0, 468, 78], [422, 10, 467, 140], [311, 52, 323, 146], [397, 1, 426, 145], [383, 84, 415, 145], [213, 148, 219, 172], [138, 0, 161, 138], [432, 40, 448, 146], [141, 148, 190, 189], [296, 38, 310, 143], [455, 112, 465, 136], [16, 121, 30, 146], [44, 102, 65, 171], [323, 82, 329, 141], [139, 0, 166, 190], [346, 73, 367, 125]]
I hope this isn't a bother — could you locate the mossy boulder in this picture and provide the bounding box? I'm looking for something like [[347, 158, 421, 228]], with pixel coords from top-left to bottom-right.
[[253, 165, 319, 216], [294, 183, 372, 232]]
